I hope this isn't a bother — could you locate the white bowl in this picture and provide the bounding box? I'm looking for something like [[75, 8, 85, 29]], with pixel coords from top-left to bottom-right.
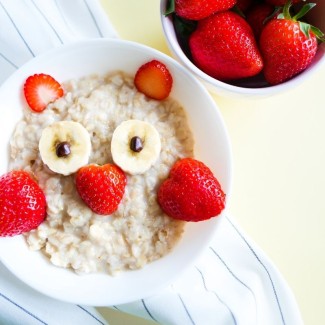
[[0, 39, 232, 306], [160, 0, 325, 97]]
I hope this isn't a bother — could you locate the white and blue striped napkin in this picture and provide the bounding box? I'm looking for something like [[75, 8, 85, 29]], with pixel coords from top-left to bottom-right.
[[0, 1, 303, 324]]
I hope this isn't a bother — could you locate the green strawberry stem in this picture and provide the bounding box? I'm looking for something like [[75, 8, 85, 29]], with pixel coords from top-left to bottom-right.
[[263, 6, 282, 25], [173, 16, 197, 58], [278, 1, 325, 41], [292, 3, 315, 20], [231, 5, 246, 19], [165, 0, 175, 16]]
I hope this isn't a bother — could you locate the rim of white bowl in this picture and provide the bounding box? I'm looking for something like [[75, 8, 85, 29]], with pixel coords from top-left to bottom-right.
[[0, 38, 234, 305]]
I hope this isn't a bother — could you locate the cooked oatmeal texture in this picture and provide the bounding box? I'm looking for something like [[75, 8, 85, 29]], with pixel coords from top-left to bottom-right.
[[9, 71, 194, 275]]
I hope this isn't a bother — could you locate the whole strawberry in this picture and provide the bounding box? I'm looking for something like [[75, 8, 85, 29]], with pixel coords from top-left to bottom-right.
[[189, 11, 264, 81], [174, 0, 236, 20], [260, 2, 324, 85], [0, 170, 46, 237], [236, 0, 254, 13], [158, 158, 226, 222], [266, 0, 300, 6], [76, 164, 127, 215], [246, 3, 278, 40]]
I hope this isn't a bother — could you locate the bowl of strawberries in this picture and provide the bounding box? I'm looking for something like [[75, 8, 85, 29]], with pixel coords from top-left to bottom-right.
[[161, 0, 325, 96]]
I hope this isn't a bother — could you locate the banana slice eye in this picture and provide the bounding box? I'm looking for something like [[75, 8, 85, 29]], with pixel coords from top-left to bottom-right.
[[39, 121, 91, 176], [111, 120, 161, 175]]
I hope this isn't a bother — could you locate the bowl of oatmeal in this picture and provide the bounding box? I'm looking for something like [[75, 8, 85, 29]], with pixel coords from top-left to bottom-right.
[[0, 39, 232, 305]]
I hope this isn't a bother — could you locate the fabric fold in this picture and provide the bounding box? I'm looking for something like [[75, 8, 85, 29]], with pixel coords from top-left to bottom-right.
[[0, 0, 117, 85]]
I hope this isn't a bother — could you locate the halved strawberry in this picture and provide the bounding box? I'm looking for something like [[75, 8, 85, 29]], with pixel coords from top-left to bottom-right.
[[134, 60, 173, 100], [24, 73, 64, 113]]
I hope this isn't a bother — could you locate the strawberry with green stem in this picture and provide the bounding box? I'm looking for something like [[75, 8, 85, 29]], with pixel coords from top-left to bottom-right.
[[260, 1, 324, 85]]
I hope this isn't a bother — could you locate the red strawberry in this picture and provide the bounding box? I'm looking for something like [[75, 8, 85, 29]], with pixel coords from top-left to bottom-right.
[[174, 0, 236, 20], [259, 2, 324, 85], [24, 73, 64, 113], [189, 11, 264, 80], [265, 0, 300, 6], [246, 3, 278, 40], [76, 164, 127, 215], [134, 60, 173, 100], [158, 158, 226, 222], [236, 0, 254, 13], [0, 170, 46, 237]]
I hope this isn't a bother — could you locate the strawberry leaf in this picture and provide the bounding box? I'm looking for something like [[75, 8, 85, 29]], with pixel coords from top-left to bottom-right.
[[232, 5, 246, 19], [263, 6, 282, 25], [299, 21, 311, 39], [310, 25, 325, 42], [293, 3, 316, 21], [173, 16, 197, 58], [282, 0, 292, 20], [165, 0, 175, 16]]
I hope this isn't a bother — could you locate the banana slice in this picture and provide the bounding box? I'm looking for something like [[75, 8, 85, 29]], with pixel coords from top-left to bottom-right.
[[111, 120, 161, 175], [39, 121, 91, 176]]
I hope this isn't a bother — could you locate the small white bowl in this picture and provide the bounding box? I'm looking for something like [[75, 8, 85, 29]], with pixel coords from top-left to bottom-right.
[[160, 0, 325, 97], [0, 39, 232, 306]]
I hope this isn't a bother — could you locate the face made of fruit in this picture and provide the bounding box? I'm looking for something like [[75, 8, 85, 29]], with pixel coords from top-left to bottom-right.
[[38, 119, 162, 215]]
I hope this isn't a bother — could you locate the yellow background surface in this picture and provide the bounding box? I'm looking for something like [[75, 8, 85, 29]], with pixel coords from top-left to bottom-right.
[[98, 1, 325, 324]]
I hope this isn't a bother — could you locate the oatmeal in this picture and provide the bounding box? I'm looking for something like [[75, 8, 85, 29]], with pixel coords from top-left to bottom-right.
[[9, 71, 194, 275]]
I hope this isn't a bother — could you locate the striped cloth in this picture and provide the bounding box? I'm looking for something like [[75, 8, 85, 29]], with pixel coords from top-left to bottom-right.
[[113, 215, 303, 325], [0, 1, 303, 324]]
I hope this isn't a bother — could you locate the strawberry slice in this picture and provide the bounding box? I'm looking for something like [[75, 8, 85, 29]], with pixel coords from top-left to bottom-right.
[[24, 73, 64, 112], [134, 60, 173, 100]]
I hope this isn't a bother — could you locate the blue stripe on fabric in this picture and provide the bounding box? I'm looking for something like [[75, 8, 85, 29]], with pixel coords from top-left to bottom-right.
[[53, 0, 70, 31], [77, 305, 105, 325], [195, 266, 237, 325], [0, 52, 18, 68], [177, 293, 196, 325], [0, 1, 35, 56], [210, 246, 257, 303], [141, 299, 158, 323], [0, 291, 47, 324], [82, 0, 103, 37], [225, 216, 286, 325], [29, 0, 63, 44]]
